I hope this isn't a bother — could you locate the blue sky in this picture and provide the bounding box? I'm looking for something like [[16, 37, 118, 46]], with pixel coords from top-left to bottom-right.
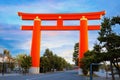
[[0, 0, 120, 64]]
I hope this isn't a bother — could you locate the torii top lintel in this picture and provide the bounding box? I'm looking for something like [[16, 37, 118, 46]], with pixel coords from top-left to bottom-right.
[[18, 11, 105, 20], [18, 11, 105, 31]]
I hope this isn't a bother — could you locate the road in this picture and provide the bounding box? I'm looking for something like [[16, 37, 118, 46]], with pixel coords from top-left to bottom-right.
[[0, 70, 86, 80]]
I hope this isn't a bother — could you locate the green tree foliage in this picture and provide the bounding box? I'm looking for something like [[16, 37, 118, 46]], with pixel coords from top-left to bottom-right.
[[21, 55, 31, 73], [40, 48, 70, 73], [72, 43, 79, 66], [4, 49, 11, 57], [15, 49, 71, 73], [72, 43, 100, 75], [97, 16, 120, 79], [80, 49, 100, 75], [15, 54, 31, 73], [3, 49, 12, 63], [16, 54, 26, 67]]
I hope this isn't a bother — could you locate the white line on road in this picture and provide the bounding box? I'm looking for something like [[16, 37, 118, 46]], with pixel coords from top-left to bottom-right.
[[26, 72, 65, 80], [26, 77, 41, 80]]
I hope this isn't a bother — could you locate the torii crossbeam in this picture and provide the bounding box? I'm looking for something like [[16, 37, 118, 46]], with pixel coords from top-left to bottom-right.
[[18, 11, 105, 74]]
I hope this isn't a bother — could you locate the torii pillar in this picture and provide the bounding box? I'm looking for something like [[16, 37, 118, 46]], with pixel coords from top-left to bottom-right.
[[18, 11, 105, 74], [29, 17, 41, 73], [79, 16, 88, 67]]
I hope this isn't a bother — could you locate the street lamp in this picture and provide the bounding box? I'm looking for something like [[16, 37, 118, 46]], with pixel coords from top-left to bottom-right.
[[2, 53, 5, 76], [0, 47, 5, 76], [23, 55, 27, 74], [90, 63, 100, 80]]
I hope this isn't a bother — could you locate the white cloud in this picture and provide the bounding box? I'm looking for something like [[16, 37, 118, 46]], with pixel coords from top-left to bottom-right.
[[88, 31, 99, 50], [57, 50, 74, 64], [41, 37, 75, 50], [42, 31, 72, 37], [16, 40, 31, 50], [41, 41, 63, 49]]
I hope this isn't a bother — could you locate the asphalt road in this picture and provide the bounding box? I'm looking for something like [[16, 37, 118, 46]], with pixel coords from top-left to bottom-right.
[[0, 70, 85, 80]]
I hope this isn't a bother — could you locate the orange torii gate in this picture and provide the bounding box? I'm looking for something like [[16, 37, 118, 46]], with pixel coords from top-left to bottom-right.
[[18, 11, 105, 74]]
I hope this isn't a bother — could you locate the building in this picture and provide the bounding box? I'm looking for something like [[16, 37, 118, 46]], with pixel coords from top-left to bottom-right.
[[0, 53, 14, 73]]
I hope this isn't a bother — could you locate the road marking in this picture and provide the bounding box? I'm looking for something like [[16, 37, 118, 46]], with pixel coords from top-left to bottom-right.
[[26, 72, 66, 80], [26, 77, 40, 80]]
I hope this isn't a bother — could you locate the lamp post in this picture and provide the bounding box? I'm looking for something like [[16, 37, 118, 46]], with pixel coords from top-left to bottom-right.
[[90, 63, 100, 80], [2, 53, 4, 76], [0, 47, 5, 76], [23, 55, 27, 74]]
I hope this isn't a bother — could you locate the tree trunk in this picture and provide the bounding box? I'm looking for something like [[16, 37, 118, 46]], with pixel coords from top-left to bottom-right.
[[104, 61, 108, 79], [113, 58, 120, 78], [110, 60, 115, 80]]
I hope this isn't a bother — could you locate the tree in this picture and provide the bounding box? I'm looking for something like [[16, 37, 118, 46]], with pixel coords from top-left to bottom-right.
[[21, 55, 31, 73], [73, 43, 79, 66], [40, 56, 50, 72], [43, 48, 54, 72], [80, 50, 100, 75], [15, 54, 31, 73], [97, 16, 120, 79], [43, 48, 53, 58], [16, 54, 26, 68], [72, 43, 101, 75], [4, 49, 11, 63], [40, 48, 70, 73]]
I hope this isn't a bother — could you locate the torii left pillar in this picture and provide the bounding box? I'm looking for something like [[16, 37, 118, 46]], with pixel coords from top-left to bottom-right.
[[29, 17, 41, 74]]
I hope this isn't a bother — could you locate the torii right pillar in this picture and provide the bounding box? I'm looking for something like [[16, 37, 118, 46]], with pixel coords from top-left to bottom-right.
[[78, 16, 91, 75], [78, 16, 97, 68], [79, 16, 88, 65]]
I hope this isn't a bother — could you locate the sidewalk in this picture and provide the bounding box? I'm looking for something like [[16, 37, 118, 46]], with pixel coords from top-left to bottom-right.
[[93, 71, 119, 80], [78, 69, 120, 80], [93, 77, 120, 80], [85, 76, 120, 80], [0, 73, 21, 77]]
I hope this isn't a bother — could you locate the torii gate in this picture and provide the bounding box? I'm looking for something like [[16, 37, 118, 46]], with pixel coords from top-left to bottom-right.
[[18, 11, 105, 74]]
